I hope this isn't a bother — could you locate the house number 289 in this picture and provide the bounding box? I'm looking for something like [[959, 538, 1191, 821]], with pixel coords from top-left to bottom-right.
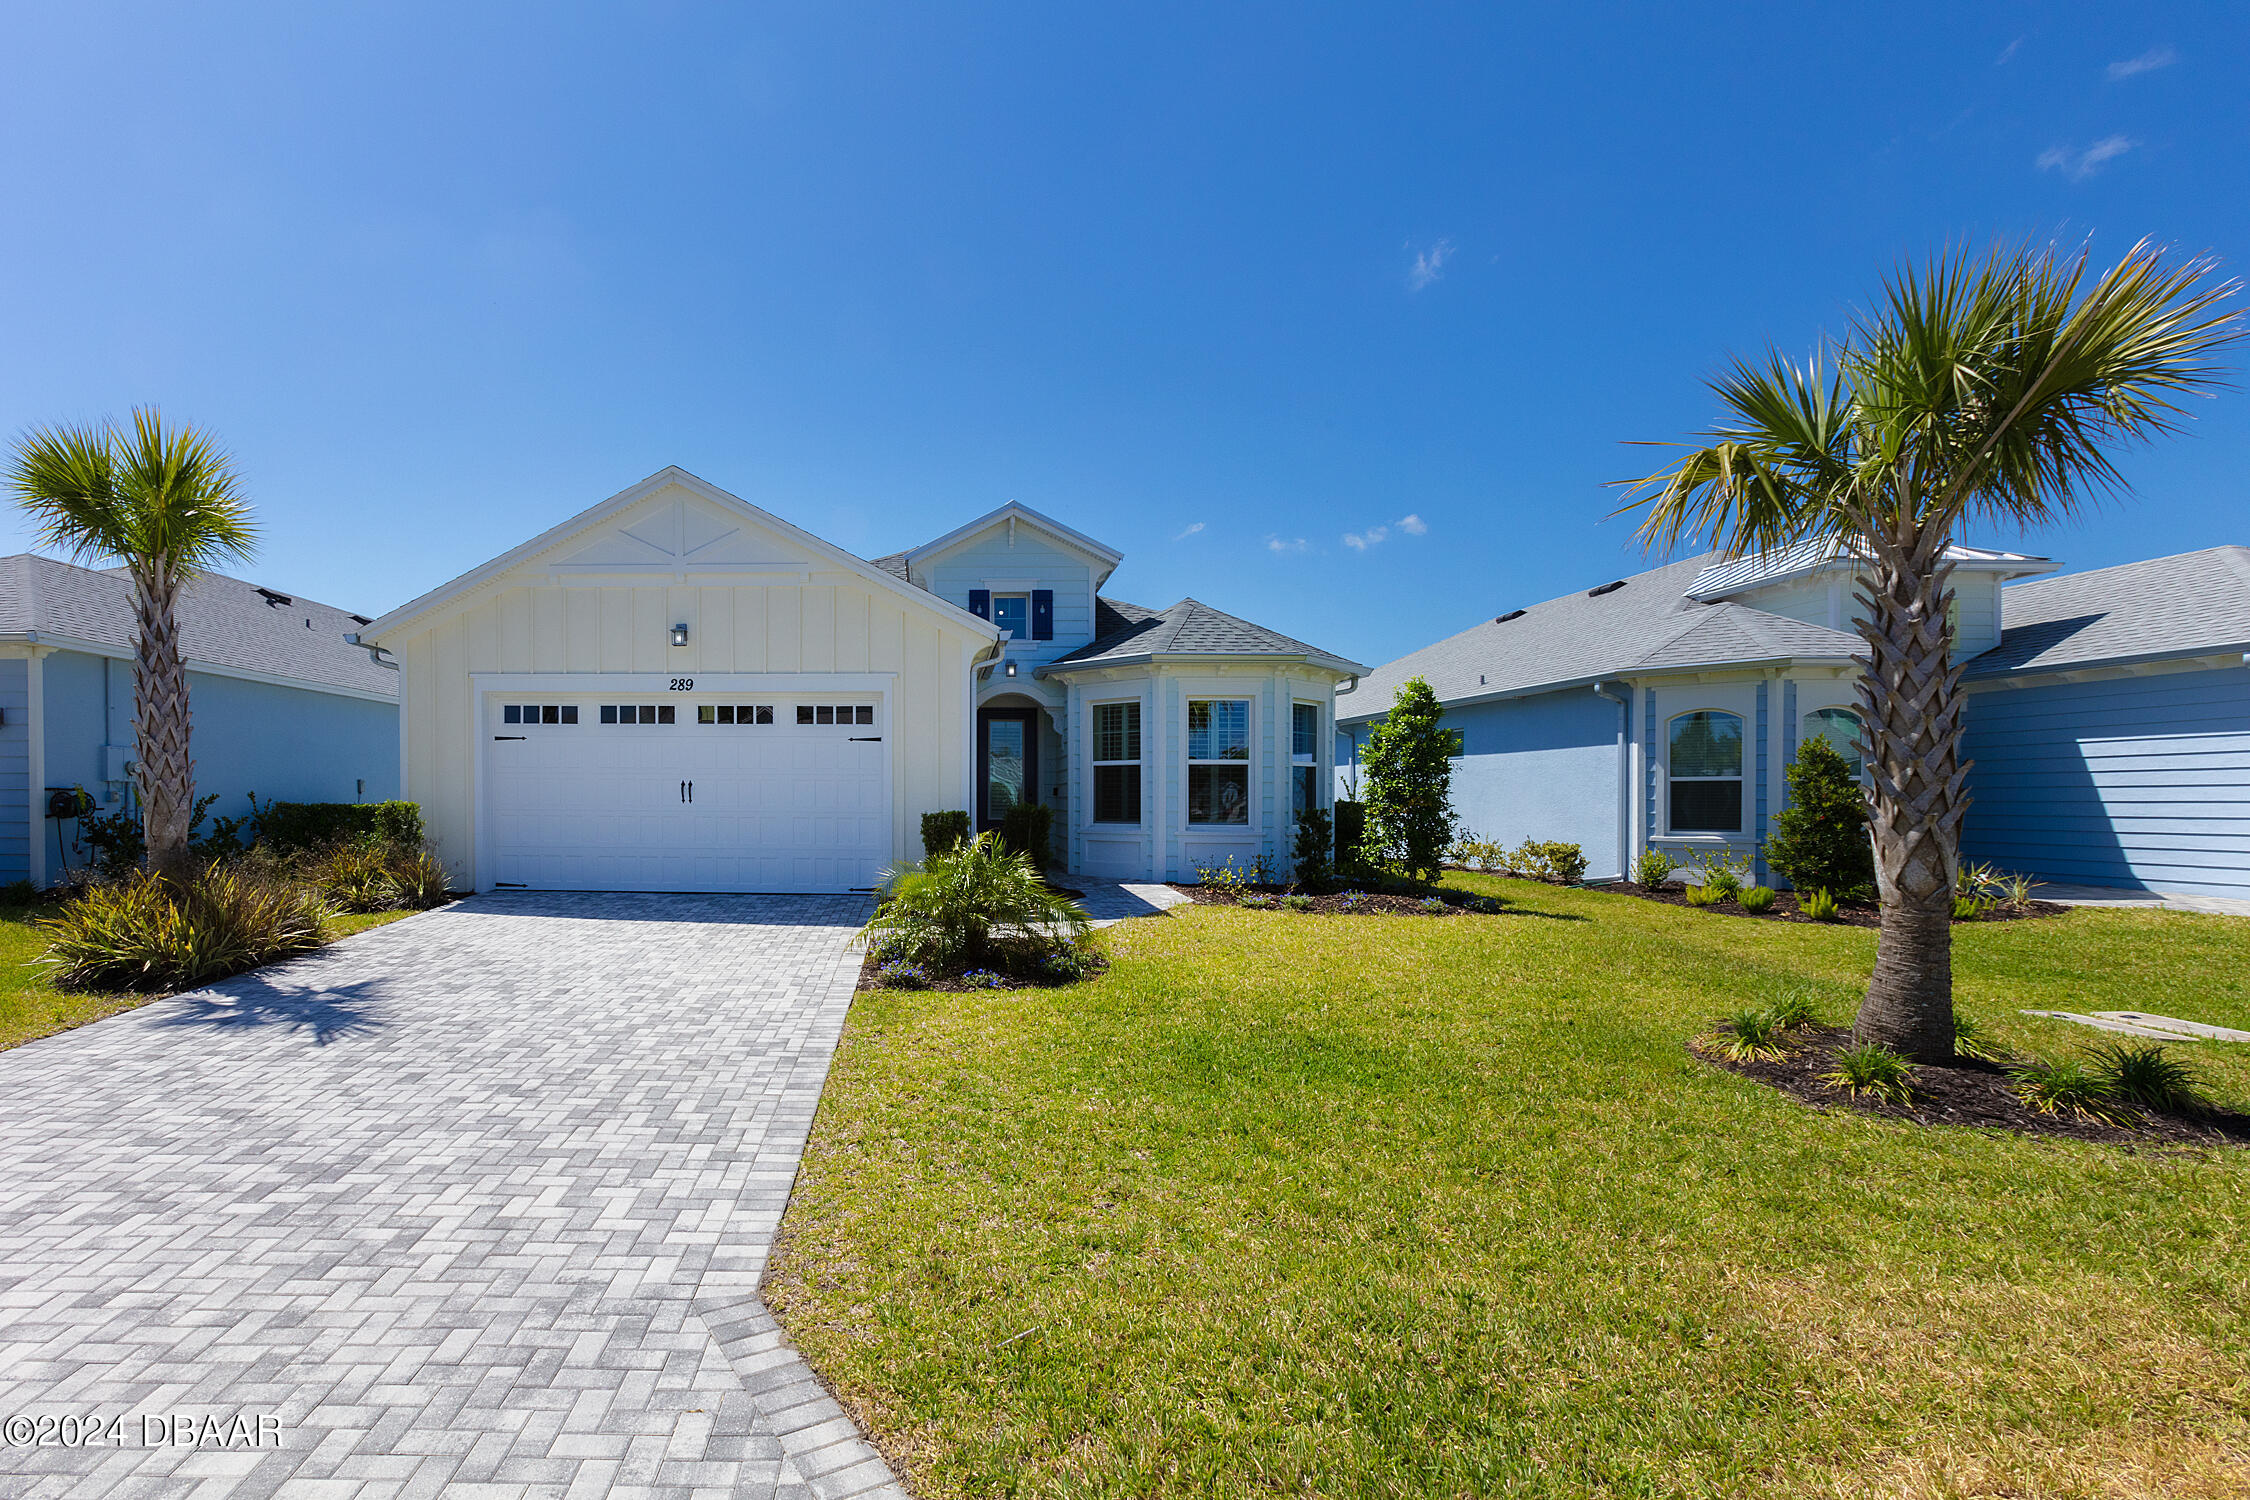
[[669, 677, 694, 691]]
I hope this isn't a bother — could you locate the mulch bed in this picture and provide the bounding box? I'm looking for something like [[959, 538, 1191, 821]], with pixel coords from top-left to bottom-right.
[[1698, 1025, 2250, 1148], [855, 948, 1109, 994], [1167, 884, 1491, 916], [1610, 881, 2066, 926]]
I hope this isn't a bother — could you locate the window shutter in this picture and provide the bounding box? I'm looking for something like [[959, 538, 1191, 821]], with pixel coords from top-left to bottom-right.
[[968, 589, 991, 620], [1031, 590, 1054, 640]]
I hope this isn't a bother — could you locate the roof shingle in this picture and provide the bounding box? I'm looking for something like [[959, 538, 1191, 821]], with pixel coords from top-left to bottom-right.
[[1969, 545, 2250, 679], [1045, 596, 1362, 673]]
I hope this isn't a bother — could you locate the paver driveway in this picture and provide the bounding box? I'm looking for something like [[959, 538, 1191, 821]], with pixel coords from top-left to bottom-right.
[[0, 893, 905, 1500]]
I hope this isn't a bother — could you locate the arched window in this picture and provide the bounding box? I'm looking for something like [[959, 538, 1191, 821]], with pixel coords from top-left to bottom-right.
[[1668, 711, 1743, 833], [1802, 707, 1865, 779]]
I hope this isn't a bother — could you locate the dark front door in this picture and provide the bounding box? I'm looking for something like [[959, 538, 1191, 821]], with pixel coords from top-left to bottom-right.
[[978, 709, 1039, 830]]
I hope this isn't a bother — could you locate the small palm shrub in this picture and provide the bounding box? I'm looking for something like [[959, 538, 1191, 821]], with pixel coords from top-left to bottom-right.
[[860, 833, 1090, 971], [1951, 1013, 2010, 1063], [1682, 883, 1721, 908], [1801, 888, 1839, 921], [1738, 885, 1775, 913], [1713, 1006, 1789, 1061], [1821, 1043, 1915, 1105], [1281, 893, 1314, 912], [43, 866, 332, 992], [2007, 1057, 2137, 1125], [2084, 1041, 2210, 1116], [1634, 847, 1674, 888]]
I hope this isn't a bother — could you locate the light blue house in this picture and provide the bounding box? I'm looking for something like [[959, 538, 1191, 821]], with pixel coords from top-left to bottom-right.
[[0, 555, 400, 887], [1337, 543, 2250, 901]]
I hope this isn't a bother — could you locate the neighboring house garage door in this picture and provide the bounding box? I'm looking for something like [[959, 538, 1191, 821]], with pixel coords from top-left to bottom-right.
[[1962, 664, 2250, 900], [484, 693, 889, 893]]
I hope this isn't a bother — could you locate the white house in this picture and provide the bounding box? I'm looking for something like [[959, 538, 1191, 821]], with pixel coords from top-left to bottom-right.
[[1337, 540, 2250, 901], [358, 468, 1363, 893]]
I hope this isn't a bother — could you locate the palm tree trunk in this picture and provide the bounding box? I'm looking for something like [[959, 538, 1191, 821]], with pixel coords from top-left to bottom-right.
[[1851, 517, 1967, 1063], [130, 560, 196, 885]]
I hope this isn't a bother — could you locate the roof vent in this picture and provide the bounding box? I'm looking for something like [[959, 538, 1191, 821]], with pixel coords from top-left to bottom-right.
[[1494, 609, 1526, 624], [256, 587, 292, 607], [1587, 580, 1627, 598], [349, 614, 371, 626]]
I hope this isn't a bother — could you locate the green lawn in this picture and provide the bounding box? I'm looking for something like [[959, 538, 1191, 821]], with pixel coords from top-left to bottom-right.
[[770, 877, 2250, 1500], [0, 901, 419, 1052]]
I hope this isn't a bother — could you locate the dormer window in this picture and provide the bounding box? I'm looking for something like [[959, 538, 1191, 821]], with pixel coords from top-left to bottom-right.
[[991, 593, 1029, 641]]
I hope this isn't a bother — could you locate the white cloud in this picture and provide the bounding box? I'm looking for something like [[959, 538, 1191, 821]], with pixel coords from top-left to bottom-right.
[[1343, 526, 1388, 552], [1265, 535, 1308, 554], [1172, 521, 1205, 541], [1406, 237, 1454, 292], [2107, 45, 2177, 80], [1397, 513, 1427, 536], [1995, 36, 2023, 65], [2037, 135, 2135, 180]]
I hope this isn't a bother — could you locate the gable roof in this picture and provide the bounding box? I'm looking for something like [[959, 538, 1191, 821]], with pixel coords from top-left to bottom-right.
[[1967, 545, 2250, 680], [0, 554, 396, 700], [897, 502, 1123, 575], [1336, 553, 1862, 720], [360, 467, 998, 645], [1041, 596, 1366, 676]]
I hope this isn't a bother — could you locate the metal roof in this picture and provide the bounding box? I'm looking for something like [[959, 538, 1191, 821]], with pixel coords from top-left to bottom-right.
[[0, 554, 398, 699], [1687, 539, 2053, 601]]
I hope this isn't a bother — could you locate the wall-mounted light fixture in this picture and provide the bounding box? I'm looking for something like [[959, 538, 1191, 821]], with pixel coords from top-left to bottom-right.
[[671, 623, 690, 647], [1004, 660, 1017, 677]]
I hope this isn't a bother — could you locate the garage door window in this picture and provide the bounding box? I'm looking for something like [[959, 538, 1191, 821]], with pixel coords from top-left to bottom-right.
[[503, 704, 578, 725], [600, 704, 676, 725], [795, 704, 876, 725], [697, 704, 776, 725]]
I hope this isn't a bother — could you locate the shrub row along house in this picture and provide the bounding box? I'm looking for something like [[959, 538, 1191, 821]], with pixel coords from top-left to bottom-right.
[[0, 554, 399, 887], [355, 469, 1363, 892], [1337, 541, 2250, 901]]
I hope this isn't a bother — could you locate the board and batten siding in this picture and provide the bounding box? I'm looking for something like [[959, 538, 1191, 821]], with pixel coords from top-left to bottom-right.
[[1963, 662, 2250, 899], [394, 571, 982, 889], [0, 657, 29, 882], [920, 529, 1096, 673]]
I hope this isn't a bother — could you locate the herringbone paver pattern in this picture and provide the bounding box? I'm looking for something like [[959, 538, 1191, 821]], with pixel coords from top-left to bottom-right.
[[0, 892, 906, 1500]]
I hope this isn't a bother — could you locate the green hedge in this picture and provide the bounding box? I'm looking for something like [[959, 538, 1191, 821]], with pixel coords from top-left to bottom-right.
[[255, 799, 425, 853], [921, 810, 971, 859]]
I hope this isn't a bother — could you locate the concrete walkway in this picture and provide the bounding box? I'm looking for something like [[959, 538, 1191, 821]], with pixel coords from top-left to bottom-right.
[[1065, 878, 1191, 927], [0, 892, 905, 1500], [2031, 881, 2250, 918]]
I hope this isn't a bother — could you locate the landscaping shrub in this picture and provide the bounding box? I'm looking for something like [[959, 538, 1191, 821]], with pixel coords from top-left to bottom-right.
[[1764, 736, 1875, 900], [1193, 854, 1274, 891], [998, 801, 1054, 869], [2, 879, 37, 905], [1633, 847, 1674, 888], [254, 798, 423, 854], [1713, 1006, 1789, 1061], [1952, 1013, 2010, 1063], [860, 833, 1090, 971], [1952, 893, 1988, 920], [1506, 839, 1587, 885], [1764, 991, 1824, 1030], [2007, 1057, 2137, 1125], [42, 866, 332, 992], [1449, 834, 1507, 872], [78, 793, 250, 880], [245, 836, 454, 914], [921, 810, 971, 859], [1281, 894, 1313, 912], [1332, 799, 1369, 877], [1821, 1043, 1915, 1105], [1738, 885, 1775, 913], [2084, 1041, 2210, 1116], [1417, 897, 1447, 914], [875, 959, 931, 990], [1292, 807, 1335, 888], [1357, 676, 1454, 881], [960, 969, 1008, 989], [1683, 847, 1749, 900], [1037, 942, 1101, 982], [1682, 883, 1721, 908], [1802, 888, 1839, 921], [1238, 893, 1277, 909]]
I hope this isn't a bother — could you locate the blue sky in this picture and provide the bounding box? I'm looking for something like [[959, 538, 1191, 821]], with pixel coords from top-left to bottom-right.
[[2, 3, 2244, 667]]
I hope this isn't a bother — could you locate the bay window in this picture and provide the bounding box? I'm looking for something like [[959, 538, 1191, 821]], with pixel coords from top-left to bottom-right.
[[1092, 701, 1142, 824], [1187, 698, 1251, 824]]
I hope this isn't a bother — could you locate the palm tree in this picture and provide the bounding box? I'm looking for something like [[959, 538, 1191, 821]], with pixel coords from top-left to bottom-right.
[[8, 410, 257, 883], [1624, 241, 2237, 1062]]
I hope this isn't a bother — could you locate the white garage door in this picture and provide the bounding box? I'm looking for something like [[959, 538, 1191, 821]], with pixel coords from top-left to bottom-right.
[[484, 694, 890, 893]]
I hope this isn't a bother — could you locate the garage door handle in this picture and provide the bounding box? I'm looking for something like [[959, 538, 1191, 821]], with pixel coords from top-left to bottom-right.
[[494, 735, 526, 741], [849, 735, 882, 742], [687, 780, 694, 803]]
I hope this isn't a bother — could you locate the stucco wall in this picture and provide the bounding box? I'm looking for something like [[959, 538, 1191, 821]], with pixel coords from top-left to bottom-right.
[[1438, 689, 1627, 879], [1963, 662, 2250, 898]]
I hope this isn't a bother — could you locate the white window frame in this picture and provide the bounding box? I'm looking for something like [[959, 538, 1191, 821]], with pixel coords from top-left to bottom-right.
[[1186, 696, 1255, 828], [1091, 698, 1143, 826], [1290, 700, 1322, 817], [1665, 708, 1746, 837], [988, 591, 1031, 642]]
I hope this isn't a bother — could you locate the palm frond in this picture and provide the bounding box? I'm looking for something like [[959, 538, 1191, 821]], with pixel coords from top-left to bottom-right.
[[8, 420, 126, 564], [7, 409, 257, 577]]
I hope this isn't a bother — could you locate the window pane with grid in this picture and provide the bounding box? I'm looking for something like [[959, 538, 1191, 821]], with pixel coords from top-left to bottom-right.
[[1188, 700, 1249, 761]]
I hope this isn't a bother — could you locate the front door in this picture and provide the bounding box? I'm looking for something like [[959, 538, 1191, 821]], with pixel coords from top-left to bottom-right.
[[978, 709, 1039, 830]]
